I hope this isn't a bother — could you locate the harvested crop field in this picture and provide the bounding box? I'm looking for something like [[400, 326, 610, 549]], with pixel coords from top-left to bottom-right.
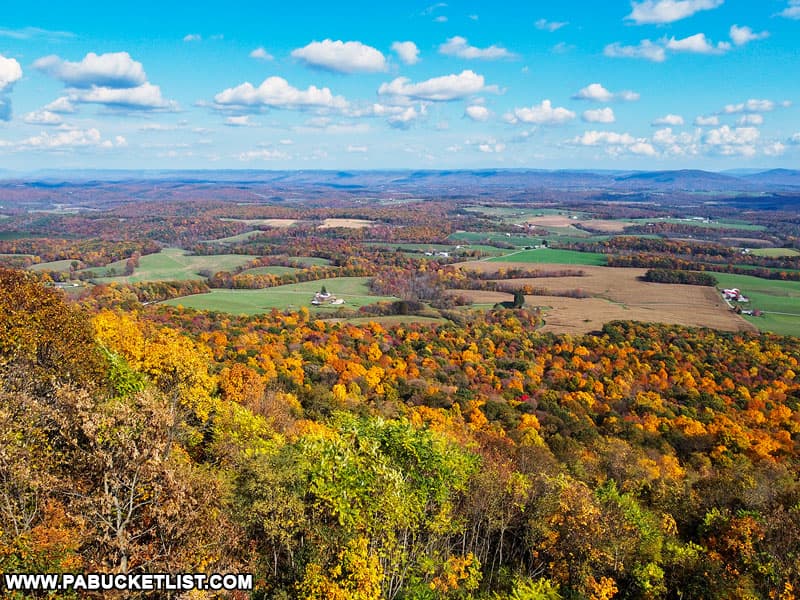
[[526, 216, 633, 232], [525, 216, 578, 227], [454, 261, 755, 335], [318, 218, 375, 229], [578, 219, 635, 232]]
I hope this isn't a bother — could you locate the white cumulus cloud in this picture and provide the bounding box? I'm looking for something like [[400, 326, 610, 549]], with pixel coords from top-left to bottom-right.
[[33, 52, 146, 88], [291, 39, 386, 73], [573, 83, 639, 102], [764, 142, 785, 156], [505, 100, 575, 125], [723, 99, 775, 114], [573, 130, 658, 156], [704, 125, 760, 147], [574, 131, 636, 146], [737, 114, 763, 126], [629, 141, 657, 156], [214, 76, 348, 111], [478, 142, 505, 153], [73, 83, 175, 110], [604, 40, 666, 62], [438, 36, 515, 60], [729, 25, 769, 46], [779, 1, 800, 19], [10, 127, 126, 151], [0, 54, 22, 90], [183, 34, 201, 42], [652, 114, 684, 126], [535, 19, 568, 31], [378, 70, 494, 101], [627, 0, 724, 25], [574, 83, 613, 102], [694, 115, 719, 126], [23, 110, 62, 125], [391, 41, 420, 65], [465, 105, 490, 121], [666, 33, 730, 54], [44, 96, 76, 113], [225, 115, 258, 127], [250, 47, 273, 61], [652, 128, 699, 156], [582, 108, 615, 123], [388, 106, 425, 128], [0, 54, 22, 122]]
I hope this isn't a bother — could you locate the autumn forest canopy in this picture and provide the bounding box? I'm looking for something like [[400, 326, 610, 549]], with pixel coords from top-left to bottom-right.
[[1, 171, 800, 599]]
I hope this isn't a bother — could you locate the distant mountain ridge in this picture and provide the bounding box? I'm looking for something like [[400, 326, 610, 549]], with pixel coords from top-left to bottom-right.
[[3, 168, 800, 194]]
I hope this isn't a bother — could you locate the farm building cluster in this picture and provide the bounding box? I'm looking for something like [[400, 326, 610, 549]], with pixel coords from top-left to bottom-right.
[[311, 289, 345, 306]]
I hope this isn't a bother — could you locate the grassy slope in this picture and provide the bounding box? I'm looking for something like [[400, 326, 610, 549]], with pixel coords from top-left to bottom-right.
[[161, 276, 394, 315], [28, 259, 78, 272], [749, 248, 800, 258], [714, 272, 800, 337], [93, 248, 253, 283], [240, 266, 301, 276], [488, 247, 607, 266]]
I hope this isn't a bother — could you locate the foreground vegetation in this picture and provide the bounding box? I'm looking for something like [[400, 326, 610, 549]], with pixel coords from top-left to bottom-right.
[[3, 268, 800, 599]]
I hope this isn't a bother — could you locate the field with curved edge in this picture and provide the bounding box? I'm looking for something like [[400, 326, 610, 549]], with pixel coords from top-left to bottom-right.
[[714, 273, 800, 337], [90, 248, 254, 283], [161, 276, 394, 315], [454, 261, 753, 335]]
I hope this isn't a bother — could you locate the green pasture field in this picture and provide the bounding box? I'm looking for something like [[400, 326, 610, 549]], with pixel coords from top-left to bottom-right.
[[488, 248, 607, 266], [749, 248, 800, 258], [714, 273, 800, 336], [282, 256, 332, 267], [239, 266, 301, 276], [749, 313, 800, 338], [161, 277, 394, 315], [463, 206, 589, 221], [629, 217, 765, 231], [28, 259, 78, 272], [92, 248, 253, 283], [203, 230, 266, 244]]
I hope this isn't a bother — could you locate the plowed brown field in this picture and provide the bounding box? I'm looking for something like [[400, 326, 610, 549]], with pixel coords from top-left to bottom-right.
[[526, 216, 633, 232], [453, 261, 756, 335]]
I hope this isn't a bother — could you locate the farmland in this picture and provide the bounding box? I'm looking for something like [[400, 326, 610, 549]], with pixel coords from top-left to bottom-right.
[[713, 272, 800, 336], [488, 248, 607, 266], [91, 248, 253, 283], [455, 261, 752, 335], [28, 259, 78, 273], [161, 277, 394, 314], [750, 247, 800, 257]]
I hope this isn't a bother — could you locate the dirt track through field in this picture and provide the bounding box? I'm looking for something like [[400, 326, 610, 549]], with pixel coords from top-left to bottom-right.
[[454, 261, 756, 335]]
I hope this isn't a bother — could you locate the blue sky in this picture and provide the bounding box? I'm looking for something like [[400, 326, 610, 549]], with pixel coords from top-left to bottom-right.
[[0, 0, 798, 171]]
